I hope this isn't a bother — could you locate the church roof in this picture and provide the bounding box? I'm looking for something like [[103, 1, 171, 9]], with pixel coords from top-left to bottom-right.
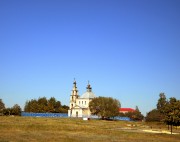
[[80, 82, 96, 99], [81, 92, 96, 99]]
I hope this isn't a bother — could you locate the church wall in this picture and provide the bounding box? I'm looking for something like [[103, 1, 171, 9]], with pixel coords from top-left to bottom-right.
[[76, 98, 90, 108], [71, 108, 82, 117], [82, 109, 89, 116]]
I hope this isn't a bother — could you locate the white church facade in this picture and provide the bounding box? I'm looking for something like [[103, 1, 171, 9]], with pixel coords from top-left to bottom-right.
[[68, 80, 96, 118]]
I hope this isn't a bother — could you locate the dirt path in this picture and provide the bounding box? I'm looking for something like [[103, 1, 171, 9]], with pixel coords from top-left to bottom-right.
[[110, 125, 180, 135]]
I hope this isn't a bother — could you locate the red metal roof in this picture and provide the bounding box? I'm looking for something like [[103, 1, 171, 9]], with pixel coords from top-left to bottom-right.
[[119, 108, 135, 112]]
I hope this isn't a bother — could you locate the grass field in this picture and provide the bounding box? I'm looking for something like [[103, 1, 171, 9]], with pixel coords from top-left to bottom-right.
[[0, 116, 180, 142]]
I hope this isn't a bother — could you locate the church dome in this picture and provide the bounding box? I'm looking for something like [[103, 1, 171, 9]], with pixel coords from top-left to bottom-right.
[[80, 83, 96, 99], [81, 91, 96, 99]]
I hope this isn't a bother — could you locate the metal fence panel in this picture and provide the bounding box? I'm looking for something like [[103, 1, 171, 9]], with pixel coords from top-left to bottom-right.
[[21, 112, 68, 117]]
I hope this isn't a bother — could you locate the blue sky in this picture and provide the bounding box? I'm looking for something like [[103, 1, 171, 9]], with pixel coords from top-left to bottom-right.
[[0, 0, 180, 115]]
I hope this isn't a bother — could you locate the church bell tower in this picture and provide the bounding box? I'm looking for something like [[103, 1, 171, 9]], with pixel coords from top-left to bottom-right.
[[69, 80, 79, 109]]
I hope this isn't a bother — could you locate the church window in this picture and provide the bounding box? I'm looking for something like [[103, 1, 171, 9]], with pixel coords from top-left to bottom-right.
[[82, 101, 83, 104], [79, 101, 80, 104], [85, 101, 86, 105]]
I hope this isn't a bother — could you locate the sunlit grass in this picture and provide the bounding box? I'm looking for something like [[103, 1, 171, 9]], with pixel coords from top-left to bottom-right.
[[0, 116, 179, 142]]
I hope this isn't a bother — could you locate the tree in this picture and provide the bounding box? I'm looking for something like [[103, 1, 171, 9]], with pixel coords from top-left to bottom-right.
[[125, 106, 144, 121], [11, 104, 22, 116], [30, 99, 39, 112], [89, 96, 121, 119], [61, 105, 69, 113], [163, 97, 180, 134], [146, 109, 162, 122], [119, 112, 125, 117], [134, 106, 144, 121], [157, 93, 167, 115], [0, 99, 5, 115], [156, 93, 180, 134], [3, 108, 12, 115], [48, 97, 57, 112], [38, 97, 48, 112], [24, 101, 30, 112]]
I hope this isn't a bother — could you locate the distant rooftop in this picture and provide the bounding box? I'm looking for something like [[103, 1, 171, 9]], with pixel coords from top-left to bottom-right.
[[119, 108, 135, 112]]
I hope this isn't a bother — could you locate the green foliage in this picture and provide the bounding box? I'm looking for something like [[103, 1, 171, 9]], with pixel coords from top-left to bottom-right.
[[3, 108, 12, 115], [0, 99, 5, 114], [119, 112, 125, 117], [125, 106, 144, 121], [156, 94, 180, 126], [157, 93, 167, 116], [164, 98, 180, 127], [146, 109, 162, 122], [11, 104, 22, 116], [156, 93, 180, 133], [0, 99, 21, 116], [89, 96, 120, 119], [24, 97, 69, 113], [2, 104, 21, 116], [60, 105, 69, 113]]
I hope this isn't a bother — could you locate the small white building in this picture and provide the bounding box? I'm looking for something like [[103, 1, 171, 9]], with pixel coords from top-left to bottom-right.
[[68, 80, 96, 118]]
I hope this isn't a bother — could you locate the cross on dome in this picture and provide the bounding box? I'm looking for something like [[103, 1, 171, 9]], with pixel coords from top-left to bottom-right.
[[86, 81, 92, 92]]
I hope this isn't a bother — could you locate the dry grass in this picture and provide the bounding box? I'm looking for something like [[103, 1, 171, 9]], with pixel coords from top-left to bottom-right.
[[0, 116, 180, 142]]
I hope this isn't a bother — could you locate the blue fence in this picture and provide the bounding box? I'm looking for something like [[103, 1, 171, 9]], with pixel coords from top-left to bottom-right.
[[114, 116, 131, 121], [21, 112, 131, 121], [21, 112, 68, 117]]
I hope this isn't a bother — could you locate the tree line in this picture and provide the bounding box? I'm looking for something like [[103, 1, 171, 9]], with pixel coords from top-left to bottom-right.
[[0, 99, 21, 116], [24, 97, 69, 113], [146, 93, 180, 134], [0, 97, 69, 116]]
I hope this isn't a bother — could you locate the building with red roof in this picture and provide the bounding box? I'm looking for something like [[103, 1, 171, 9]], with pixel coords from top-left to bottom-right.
[[119, 108, 135, 113]]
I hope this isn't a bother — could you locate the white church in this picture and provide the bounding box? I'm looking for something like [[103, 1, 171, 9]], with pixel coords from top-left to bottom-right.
[[68, 80, 96, 118]]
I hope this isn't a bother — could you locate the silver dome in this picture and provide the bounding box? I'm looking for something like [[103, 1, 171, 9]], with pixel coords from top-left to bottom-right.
[[80, 82, 96, 99], [80, 91, 96, 99]]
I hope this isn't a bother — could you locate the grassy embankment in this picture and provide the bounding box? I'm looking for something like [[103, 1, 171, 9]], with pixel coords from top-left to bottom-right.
[[0, 116, 180, 142]]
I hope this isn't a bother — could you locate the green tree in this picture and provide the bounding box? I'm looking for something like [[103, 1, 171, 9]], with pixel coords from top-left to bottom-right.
[[54, 101, 62, 112], [61, 105, 69, 113], [24, 101, 30, 112], [0, 99, 5, 115], [164, 97, 180, 134], [157, 93, 167, 116], [134, 106, 144, 121], [125, 106, 144, 121], [3, 108, 12, 115], [38, 97, 48, 112], [29, 99, 38, 112], [89, 96, 121, 119], [48, 97, 57, 112], [146, 109, 162, 122], [11, 104, 22, 116], [119, 112, 125, 117]]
